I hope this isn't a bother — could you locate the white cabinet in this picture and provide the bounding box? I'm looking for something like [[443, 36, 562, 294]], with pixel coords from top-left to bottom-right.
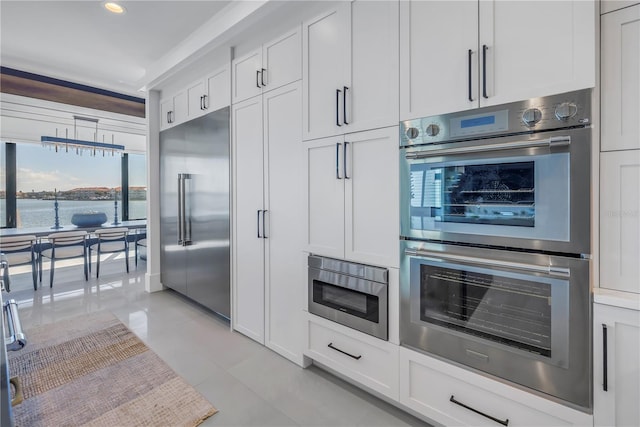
[[232, 82, 305, 365], [399, 347, 593, 427], [160, 64, 230, 131], [594, 301, 640, 427], [302, 0, 399, 141], [601, 1, 640, 14], [232, 27, 301, 104], [600, 150, 640, 293], [159, 90, 187, 131], [400, 0, 596, 120], [305, 126, 399, 268], [601, 4, 640, 152], [305, 314, 399, 400]]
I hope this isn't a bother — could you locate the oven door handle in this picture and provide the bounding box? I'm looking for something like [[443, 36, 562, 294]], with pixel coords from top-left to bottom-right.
[[404, 135, 571, 159], [404, 248, 570, 278]]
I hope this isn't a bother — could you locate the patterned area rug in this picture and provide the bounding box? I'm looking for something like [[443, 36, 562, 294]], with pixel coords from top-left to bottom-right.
[[8, 311, 217, 426]]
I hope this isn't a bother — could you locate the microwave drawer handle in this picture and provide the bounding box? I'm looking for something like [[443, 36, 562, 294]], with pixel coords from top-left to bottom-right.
[[450, 395, 509, 426], [328, 342, 362, 360], [405, 136, 571, 159], [404, 248, 570, 278]]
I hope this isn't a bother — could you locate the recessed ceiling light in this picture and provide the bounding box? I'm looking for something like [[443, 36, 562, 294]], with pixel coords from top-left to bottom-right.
[[104, 2, 126, 14]]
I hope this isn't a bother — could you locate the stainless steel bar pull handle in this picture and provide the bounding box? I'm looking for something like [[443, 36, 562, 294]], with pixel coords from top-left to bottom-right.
[[343, 86, 349, 125], [177, 174, 184, 245], [404, 248, 570, 277], [450, 396, 509, 426], [468, 49, 474, 102], [261, 68, 266, 87], [405, 136, 571, 159], [183, 174, 192, 245], [256, 70, 261, 88], [4, 299, 27, 351], [482, 44, 489, 99], [257, 210, 263, 238], [336, 89, 342, 127], [262, 210, 268, 239]]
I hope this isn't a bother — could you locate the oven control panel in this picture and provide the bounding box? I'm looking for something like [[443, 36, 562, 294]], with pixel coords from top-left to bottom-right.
[[400, 88, 591, 147]]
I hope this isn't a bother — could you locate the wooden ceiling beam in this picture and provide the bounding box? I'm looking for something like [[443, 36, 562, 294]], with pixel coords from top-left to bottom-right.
[[0, 67, 145, 118]]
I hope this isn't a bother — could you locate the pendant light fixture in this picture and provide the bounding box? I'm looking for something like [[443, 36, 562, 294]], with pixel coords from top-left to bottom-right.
[[41, 115, 125, 156]]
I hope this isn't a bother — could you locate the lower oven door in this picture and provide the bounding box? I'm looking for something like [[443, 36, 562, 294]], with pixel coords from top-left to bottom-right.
[[400, 240, 591, 410], [309, 267, 388, 340]]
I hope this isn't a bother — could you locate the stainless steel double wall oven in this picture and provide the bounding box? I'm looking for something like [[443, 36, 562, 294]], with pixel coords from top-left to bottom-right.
[[399, 89, 592, 410]]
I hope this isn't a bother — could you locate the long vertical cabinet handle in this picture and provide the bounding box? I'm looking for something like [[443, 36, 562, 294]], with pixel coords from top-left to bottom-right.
[[482, 44, 489, 99], [202, 95, 208, 110], [343, 86, 349, 125], [261, 68, 266, 87], [336, 143, 343, 179], [343, 141, 350, 179], [336, 89, 342, 127], [177, 174, 184, 245], [257, 210, 262, 238], [602, 324, 608, 391], [468, 49, 474, 102], [256, 70, 261, 89], [262, 210, 268, 238]]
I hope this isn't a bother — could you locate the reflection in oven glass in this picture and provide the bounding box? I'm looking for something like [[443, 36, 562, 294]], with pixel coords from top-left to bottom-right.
[[420, 264, 551, 356], [313, 281, 379, 322], [410, 161, 535, 227]]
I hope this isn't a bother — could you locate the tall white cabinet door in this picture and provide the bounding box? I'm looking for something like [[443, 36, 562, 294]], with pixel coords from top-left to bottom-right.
[[302, 4, 351, 141], [263, 82, 305, 365], [601, 4, 640, 152], [232, 97, 265, 344], [262, 28, 302, 93], [344, 127, 399, 268], [600, 150, 640, 294], [400, 0, 478, 120], [305, 136, 346, 259], [348, 0, 399, 132], [205, 65, 231, 112], [479, 0, 596, 107], [232, 49, 263, 104], [594, 303, 640, 427]]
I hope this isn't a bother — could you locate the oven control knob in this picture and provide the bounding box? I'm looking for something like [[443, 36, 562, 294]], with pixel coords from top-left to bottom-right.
[[425, 124, 440, 137], [405, 127, 420, 139], [522, 108, 542, 126], [555, 102, 578, 121]]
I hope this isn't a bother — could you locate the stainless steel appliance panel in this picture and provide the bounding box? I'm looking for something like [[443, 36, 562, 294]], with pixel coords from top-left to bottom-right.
[[308, 255, 388, 340], [160, 108, 230, 317], [400, 240, 591, 410]]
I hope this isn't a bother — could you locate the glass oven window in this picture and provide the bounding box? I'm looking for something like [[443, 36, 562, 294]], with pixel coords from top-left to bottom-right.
[[313, 280, 379, 323], [420, 264, 551, 357], [410, 161, 535, 228]]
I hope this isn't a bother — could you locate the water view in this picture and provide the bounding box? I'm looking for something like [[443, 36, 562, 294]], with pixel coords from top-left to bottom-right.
[[1, 199, 146, 229]]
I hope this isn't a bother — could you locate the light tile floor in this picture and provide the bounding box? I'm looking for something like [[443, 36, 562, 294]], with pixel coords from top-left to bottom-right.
[[5, 255, 431, 427]]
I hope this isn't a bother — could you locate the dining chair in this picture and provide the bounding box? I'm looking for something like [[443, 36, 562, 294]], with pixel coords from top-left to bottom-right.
[[89, 228, 129, 278], [134, 228, 147, 267], [39, 231, 88, 287], [0, 235, 38, 290]]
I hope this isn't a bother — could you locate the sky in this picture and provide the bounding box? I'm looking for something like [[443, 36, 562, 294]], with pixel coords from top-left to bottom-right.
[[6, 143, 146, 193]]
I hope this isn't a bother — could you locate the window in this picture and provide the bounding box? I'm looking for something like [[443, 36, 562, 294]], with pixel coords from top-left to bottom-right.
[[1, 142, 146, 229], [127, 153, 147, 220]]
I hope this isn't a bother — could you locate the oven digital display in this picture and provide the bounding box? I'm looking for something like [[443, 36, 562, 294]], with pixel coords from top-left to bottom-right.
[[461, 115, 495, 128]]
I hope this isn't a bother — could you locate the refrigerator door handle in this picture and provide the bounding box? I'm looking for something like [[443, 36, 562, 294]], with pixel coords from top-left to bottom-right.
[[183, 174, 192, 246], [177, 174, 184, 245]]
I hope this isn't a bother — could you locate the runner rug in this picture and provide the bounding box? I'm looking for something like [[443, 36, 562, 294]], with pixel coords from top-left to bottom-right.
[[8, 311, 217, 426]]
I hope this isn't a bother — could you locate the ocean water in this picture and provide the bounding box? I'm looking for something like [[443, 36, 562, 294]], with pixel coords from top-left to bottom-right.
[[1, 199, 146, 228]]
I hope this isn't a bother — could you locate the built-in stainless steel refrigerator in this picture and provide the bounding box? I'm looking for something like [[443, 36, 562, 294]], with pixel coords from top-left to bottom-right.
[[160, 107, 230, 318]]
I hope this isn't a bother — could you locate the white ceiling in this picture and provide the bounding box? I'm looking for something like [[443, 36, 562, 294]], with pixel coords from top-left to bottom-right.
[[0, 0, 235, 97]]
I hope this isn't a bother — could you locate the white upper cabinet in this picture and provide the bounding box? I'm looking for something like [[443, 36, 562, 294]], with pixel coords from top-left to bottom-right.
[[600, 150, 640, 294], [303, 1, 399, 141], [601, 4, 640, 152], [400, 1, 478, 119], [400, 0, 596, 120], [479, 0, 596, 107], [601, 1, 640, 14], [232, 27, 301, 104], [160, 64, 230, 131]]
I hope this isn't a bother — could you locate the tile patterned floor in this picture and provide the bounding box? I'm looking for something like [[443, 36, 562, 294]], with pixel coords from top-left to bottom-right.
[[4, 255, 430, 426]]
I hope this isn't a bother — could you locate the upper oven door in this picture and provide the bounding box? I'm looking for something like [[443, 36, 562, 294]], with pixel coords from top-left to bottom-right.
[[400, 127, 591, 254]]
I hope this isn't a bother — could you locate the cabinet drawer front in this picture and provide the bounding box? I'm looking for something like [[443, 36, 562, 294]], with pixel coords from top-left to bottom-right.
[[306, 318, 398, 399], [400, 349, 590, 427]]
